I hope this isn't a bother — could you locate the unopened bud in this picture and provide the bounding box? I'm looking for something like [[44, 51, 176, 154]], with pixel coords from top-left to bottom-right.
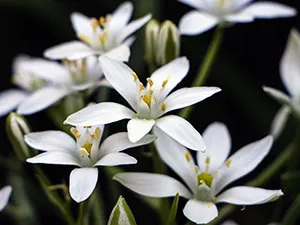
[[6, 113, 31, 161], [145, 19, 160, 68], [157, 20, 180, 65]]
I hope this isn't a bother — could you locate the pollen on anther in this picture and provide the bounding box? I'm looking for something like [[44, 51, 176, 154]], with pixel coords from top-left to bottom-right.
[[162, 77, 170, 88], [185, 152, 191, 162], [225, 158, 232, 168], [131, 72, 138, 81], [91, 18, 99, 32], [139, 82, 145, 91], [161, 102, 166, 111], [147, 78, 154, 86], [70, 127, 81, 138]]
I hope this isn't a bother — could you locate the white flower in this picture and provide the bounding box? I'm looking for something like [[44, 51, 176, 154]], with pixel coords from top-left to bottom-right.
[[0, 55, 106, 116], [0, 186, 12, 212], [44, 2, 151, 60], [64, 56, 221, 151], [178, 0, 296, 35], [25, 125, 155, 203], [263, 29, 300, 137], [113, 122, 283, 224]]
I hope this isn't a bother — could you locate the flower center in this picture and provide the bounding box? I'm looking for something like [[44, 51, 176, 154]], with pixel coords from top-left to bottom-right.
[[12, 72, 46, 92], [197, 172, 213, 187], [64, 59, 88, 85]]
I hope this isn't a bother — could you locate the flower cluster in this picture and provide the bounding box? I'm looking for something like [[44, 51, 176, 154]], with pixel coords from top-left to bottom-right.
[[0, 1, 298, 225]]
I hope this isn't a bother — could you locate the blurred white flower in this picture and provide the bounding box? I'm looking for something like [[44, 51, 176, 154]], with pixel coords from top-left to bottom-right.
[[264, 29, 300, 137], [178, 0, 296, 35], [0, 186, 12, 212], [114, 122, 283, 224], [65, 56, 221, 151], [0, 55, 106, 116], [44, 2, 151, 61], [25, 125, 155, 203]]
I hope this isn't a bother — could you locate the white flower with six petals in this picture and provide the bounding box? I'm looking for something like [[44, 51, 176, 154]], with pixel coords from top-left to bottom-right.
[[178, 0, 296, 35], [25, 125, 155, 202], [65, 56, 221, 151], [114, 122, 283, 224]]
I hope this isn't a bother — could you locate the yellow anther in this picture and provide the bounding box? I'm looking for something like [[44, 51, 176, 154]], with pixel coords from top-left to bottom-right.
[[95, 127, 101, 139], [161, 101, 166, 111], [132, 72, 138, 81], [70, 128, 81, 138], [99, 16, 106, 27], [82, 142, 93, 155], [90, 132, 97, 139], [139, 82, 145, 91], [143, 94, 152, 107], [199, 179, 205, 184], [91, 18, 99, 32], [80, 148, 90, 157], [99, 34, 106, 45], [185, 152, 192, 162], [225, 158, 232, 168], [84, 126, 92, 128], [162, 77, 170, 88], [77, 34, 92, 45], [241, 205, 246, 211], [147, 78, 154, 87], [207, 203, 211, 208]]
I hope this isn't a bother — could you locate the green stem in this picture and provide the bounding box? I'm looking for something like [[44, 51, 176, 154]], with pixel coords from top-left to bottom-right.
[[208, 143, 294, 225], [281, 194, 300, 225], [77, 200, 89, 225], [179, 25, 224, 119], [34, 166, 75, 225], [91, 187, 106, 225]]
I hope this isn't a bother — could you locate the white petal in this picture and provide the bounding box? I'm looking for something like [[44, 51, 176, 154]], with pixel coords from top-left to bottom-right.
[[221, 221, 239, 225], [25, 131, 76, 152], [64, 102, 135, 126], [156, 115, 206, 151], [216, 186, 283, 205], [99, 56, 137, 110], [71, 12, 94, 39], [225, 11, 254, 23], [95, 153, 137, 166], [280, 29, 300, 97], [0, 186, 12, 212], [179, 11, 218, 35], [243, 2, 297, 19], [113, 173, 192, 199], [127, 119, 155, 142], [153, 127, 197, 192], [163, 87, 221, 114], [100, 132, 155, 154], [102, 44, 131, 62], [183, 199, 218, 224], [70, 168, 98, 203], [263, 86, 291, 105], [123, 36, 136, 46], [0, 89, 28, 117], [118, 14, 152, 43], [17, 86, 69, 115], [26, 151, 80, 166], [150, 57, 189, 98], [109, 2, 133, 32], [197, 122, 231, 173], [177, 0, 206, 10], [270, 106, 291, 138], [211, 136, 273, 195], [44, 41, 94, 60]]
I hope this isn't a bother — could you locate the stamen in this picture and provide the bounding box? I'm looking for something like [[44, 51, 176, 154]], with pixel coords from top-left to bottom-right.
[[84, 126, 92, 128], [205, 156, 210, 173], [132, 72, 138, 81], [81, 58, 87, 76], [194, 165, 199, 174], [162, 77, 170, 88], [77, 34, 92, 45], [207, 203, 211, 208], [80, 148, 90, 157], [81, 142, 93, 155], [161, 101, 166, 111], [185, 152, 192, 162], [99, 16, 106, 27], [147, 78, 154, 87], [225, 158, 232, 168], [91, 18, 99, 32], [139, 82, 145, 91], [241, 205, 246, 211], [70, 127, 81, 138], [95, 127, 101, 139]]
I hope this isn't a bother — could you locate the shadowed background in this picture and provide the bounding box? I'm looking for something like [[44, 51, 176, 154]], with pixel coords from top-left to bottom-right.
[[0, 0, 299, 224]]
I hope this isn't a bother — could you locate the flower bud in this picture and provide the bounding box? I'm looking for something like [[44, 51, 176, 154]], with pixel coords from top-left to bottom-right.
[[6, 112, 31, 161], [156, 20, 180, 66], [145, 19, 160, 68], [108, 196, 137, 225]]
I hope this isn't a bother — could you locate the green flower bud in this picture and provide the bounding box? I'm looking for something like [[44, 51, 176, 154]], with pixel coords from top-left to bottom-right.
[[6, 113, 31, 161], [157, 20, 180, 66], [145, 19, 160, 68], [108, 196, 137, 225]]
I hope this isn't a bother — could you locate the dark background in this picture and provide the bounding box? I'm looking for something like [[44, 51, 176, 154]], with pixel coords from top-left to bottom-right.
[[0, 0, 300, 224]]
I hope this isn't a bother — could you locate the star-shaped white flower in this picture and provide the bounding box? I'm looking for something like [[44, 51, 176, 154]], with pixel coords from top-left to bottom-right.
[[113, 122, 283, 224], [44, 2, 151, 60], [0, 186, 12, 212], [25, 125, 155, 203], [178, 0, 296, 35], [0, 55, 107, 116], [65, 56, 221, 151], [264, 29, 300, 137]]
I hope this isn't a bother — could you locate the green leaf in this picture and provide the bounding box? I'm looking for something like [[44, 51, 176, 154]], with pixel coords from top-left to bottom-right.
[[167, 193, 180, 225], [281, 171, 300, 197], [108, 196, 137, 225]]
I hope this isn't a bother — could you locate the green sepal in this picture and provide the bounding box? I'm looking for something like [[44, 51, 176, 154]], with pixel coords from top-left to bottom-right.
[[167, 193, 180, 225]]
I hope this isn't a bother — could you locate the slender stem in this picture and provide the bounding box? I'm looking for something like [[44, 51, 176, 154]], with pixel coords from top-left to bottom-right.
[[77, 200, 89, 225], [179, 25, 224, 119], [281, 194, 300, 225], [208, 143, 294, 225]]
